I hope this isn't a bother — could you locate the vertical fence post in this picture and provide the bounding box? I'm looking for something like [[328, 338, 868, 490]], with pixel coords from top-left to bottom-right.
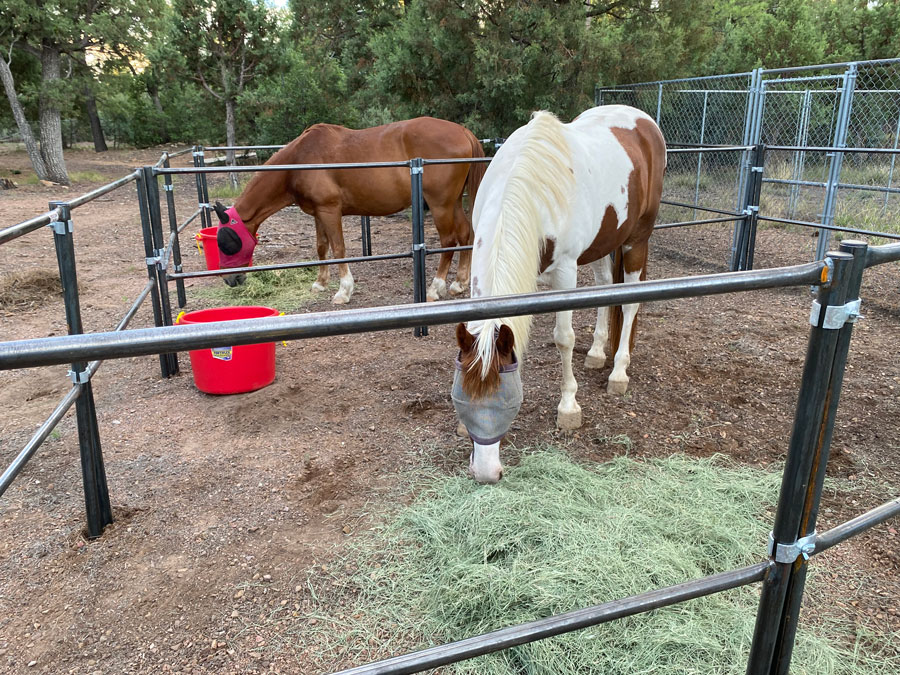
[[136, 169, 173, 379], [788, 90, 813, 219], [816, 63, 858, 262], [733, 68, 765, 270], [882, 108, 900, 215], [143, 167, 179, 375], [49, 201, 113, 538], [745, 247, 861, 675], [193, 146, 212, 230], [655, 83, 663, 124], [769, 239, 867, 675], [692, 90, 710, 220], [360, 215, 372, 257], [162, 156, 187, 308], [734, 144, 766, 271], [410, 158, 428, 337]]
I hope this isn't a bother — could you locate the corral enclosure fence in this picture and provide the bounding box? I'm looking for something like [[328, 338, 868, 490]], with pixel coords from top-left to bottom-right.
[[596, 58, 900, 261]]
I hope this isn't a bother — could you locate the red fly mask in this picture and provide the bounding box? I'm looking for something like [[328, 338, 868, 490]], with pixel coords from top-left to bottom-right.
[[213, 201, 256, 270]]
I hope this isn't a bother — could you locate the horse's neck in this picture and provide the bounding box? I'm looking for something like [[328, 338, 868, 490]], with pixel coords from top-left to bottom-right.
[[234, 173, 294, 234]]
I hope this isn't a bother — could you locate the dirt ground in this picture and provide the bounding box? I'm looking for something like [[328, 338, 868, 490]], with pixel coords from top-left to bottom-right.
[[1, 147, 898, 674]]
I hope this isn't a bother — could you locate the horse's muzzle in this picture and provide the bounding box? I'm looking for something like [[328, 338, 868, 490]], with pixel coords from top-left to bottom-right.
[[223, 273, 247, 287]]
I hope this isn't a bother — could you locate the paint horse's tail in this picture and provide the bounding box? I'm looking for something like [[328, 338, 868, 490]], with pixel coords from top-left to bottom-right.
[[607, 247, 647, 356], [465, 131, 487, 215]]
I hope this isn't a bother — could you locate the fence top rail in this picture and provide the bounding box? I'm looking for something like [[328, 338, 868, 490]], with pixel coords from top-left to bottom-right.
[[155, 160, 414, 175], [596, 71, 755, 90], [761, 56, 900, 76], [203, 145, 287, 151], [0, 261, 827, 371], [68, 170, 140, 208], [666, 145, 751, 154], [597, 57, 900, 92], [0, 207, 62, 246], [766, 145, 900, 154]]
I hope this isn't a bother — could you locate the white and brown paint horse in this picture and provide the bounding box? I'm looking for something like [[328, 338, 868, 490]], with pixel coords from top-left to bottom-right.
[[454, 105, 666, 483], [213, 117, 486, 304]]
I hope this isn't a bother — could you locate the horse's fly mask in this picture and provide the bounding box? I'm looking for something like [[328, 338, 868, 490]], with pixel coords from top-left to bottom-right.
[[451, 356, 523, 444]]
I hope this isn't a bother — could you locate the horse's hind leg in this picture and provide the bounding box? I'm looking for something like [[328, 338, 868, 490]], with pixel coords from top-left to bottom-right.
[[608, 242, 648, 395], [552, 264, 582, 430], [449, 203, 473, 296], [585, 255, 613, 369], [311, 220, 331, 293]]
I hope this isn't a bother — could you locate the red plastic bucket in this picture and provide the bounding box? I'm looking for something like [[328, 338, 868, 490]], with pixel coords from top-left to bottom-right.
[[195, 227, 221, 271], [177, 306, 279, 395]]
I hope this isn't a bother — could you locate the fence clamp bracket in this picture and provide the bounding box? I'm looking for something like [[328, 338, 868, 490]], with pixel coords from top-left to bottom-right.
[[47, 219, 74, 235], [163, 184, 174, 192], [67, 369, 91, 385], [198, 202, 210, 209], [809, 298, 862, 329], [413, 243, 426, 251], [410, 166, 424, 175], [750, 166, 764, 173], [768, 531, 816, 563]]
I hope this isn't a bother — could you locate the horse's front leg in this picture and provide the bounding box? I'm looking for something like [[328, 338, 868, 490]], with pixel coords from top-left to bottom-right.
[[317, 208, 354, 304], [311, 220, 331, 293], [553, 265, 581, 430]]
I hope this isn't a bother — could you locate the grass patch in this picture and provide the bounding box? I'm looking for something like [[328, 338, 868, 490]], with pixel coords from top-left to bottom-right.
[[69, 170, 107, 183], [208, 177, 251, 200], [299, 451, 899, 674], [191, 267, 319, 313]]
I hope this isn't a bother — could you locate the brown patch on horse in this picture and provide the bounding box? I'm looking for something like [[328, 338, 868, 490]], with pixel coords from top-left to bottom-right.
[[456, 323, 515, 400], [539, 237, 556, 273], [576, 205, 622, 266]]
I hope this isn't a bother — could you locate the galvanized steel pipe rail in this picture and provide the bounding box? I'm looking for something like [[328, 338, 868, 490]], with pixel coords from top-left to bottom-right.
[[0, 262, 827, 370], [331, 562, 771, 675]]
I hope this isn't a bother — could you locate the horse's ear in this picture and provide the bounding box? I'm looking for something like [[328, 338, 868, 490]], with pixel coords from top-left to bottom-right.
[[213, 201, 229, 225], [496, 324, 515, 357], [456, 323, 475, 353]]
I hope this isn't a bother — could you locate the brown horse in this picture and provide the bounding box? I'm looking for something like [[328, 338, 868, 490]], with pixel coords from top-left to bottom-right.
[[212, 117, 486, 304]]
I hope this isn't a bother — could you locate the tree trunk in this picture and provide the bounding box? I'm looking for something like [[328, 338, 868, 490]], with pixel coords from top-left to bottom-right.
[[146, 77, 171, 143], [78, 53, 107, 153], [225, 97, 238, 191], [0, 56, 50, 180], [38, 43, 70, 185]]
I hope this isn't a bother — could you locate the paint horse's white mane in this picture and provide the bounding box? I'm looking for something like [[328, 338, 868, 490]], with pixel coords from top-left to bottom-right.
[[474, 110, 575, 378]]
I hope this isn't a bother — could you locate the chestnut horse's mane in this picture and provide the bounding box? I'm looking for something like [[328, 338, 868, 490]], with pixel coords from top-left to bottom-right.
[[470, 111, 575, 380]]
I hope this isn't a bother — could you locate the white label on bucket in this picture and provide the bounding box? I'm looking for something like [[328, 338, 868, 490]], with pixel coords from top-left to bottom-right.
[[211, 346, 233, 361]]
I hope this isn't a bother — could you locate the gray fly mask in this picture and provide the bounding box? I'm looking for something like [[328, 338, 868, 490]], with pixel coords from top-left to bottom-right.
[[451, 355, 523, 444]]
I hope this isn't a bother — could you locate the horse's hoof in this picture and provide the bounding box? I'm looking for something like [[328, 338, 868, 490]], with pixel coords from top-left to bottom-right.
[[607, 378, 629, 395], [449, 281, 466, 296], [426, 293, 439, 302], [456, 421, 469, 438], [584, 353, 606, 369], [311, 282, 326, 293], [332, 292, 350, 305], [557, 408, 582, 430]]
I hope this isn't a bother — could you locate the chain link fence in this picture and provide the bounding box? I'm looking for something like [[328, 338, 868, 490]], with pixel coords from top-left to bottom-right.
[[597, 58, 900, 264]]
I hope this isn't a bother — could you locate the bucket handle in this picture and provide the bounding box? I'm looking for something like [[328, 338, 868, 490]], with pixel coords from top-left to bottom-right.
[[279, 312, 288, 347], [176, 311, 186, 325], [194, 233, 203, 255]]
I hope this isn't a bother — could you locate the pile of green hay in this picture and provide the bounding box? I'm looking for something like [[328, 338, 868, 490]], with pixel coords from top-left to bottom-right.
[[192, 267, 319, 313], [303, 451, 899, 674]]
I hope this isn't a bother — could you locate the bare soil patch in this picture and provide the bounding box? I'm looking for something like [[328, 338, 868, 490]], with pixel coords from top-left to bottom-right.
[[0, 148, 898, 674]]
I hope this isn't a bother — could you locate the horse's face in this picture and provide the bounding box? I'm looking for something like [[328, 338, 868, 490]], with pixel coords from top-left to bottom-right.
[[452, 323, 522, 484], [213, 201, 256, 286]]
